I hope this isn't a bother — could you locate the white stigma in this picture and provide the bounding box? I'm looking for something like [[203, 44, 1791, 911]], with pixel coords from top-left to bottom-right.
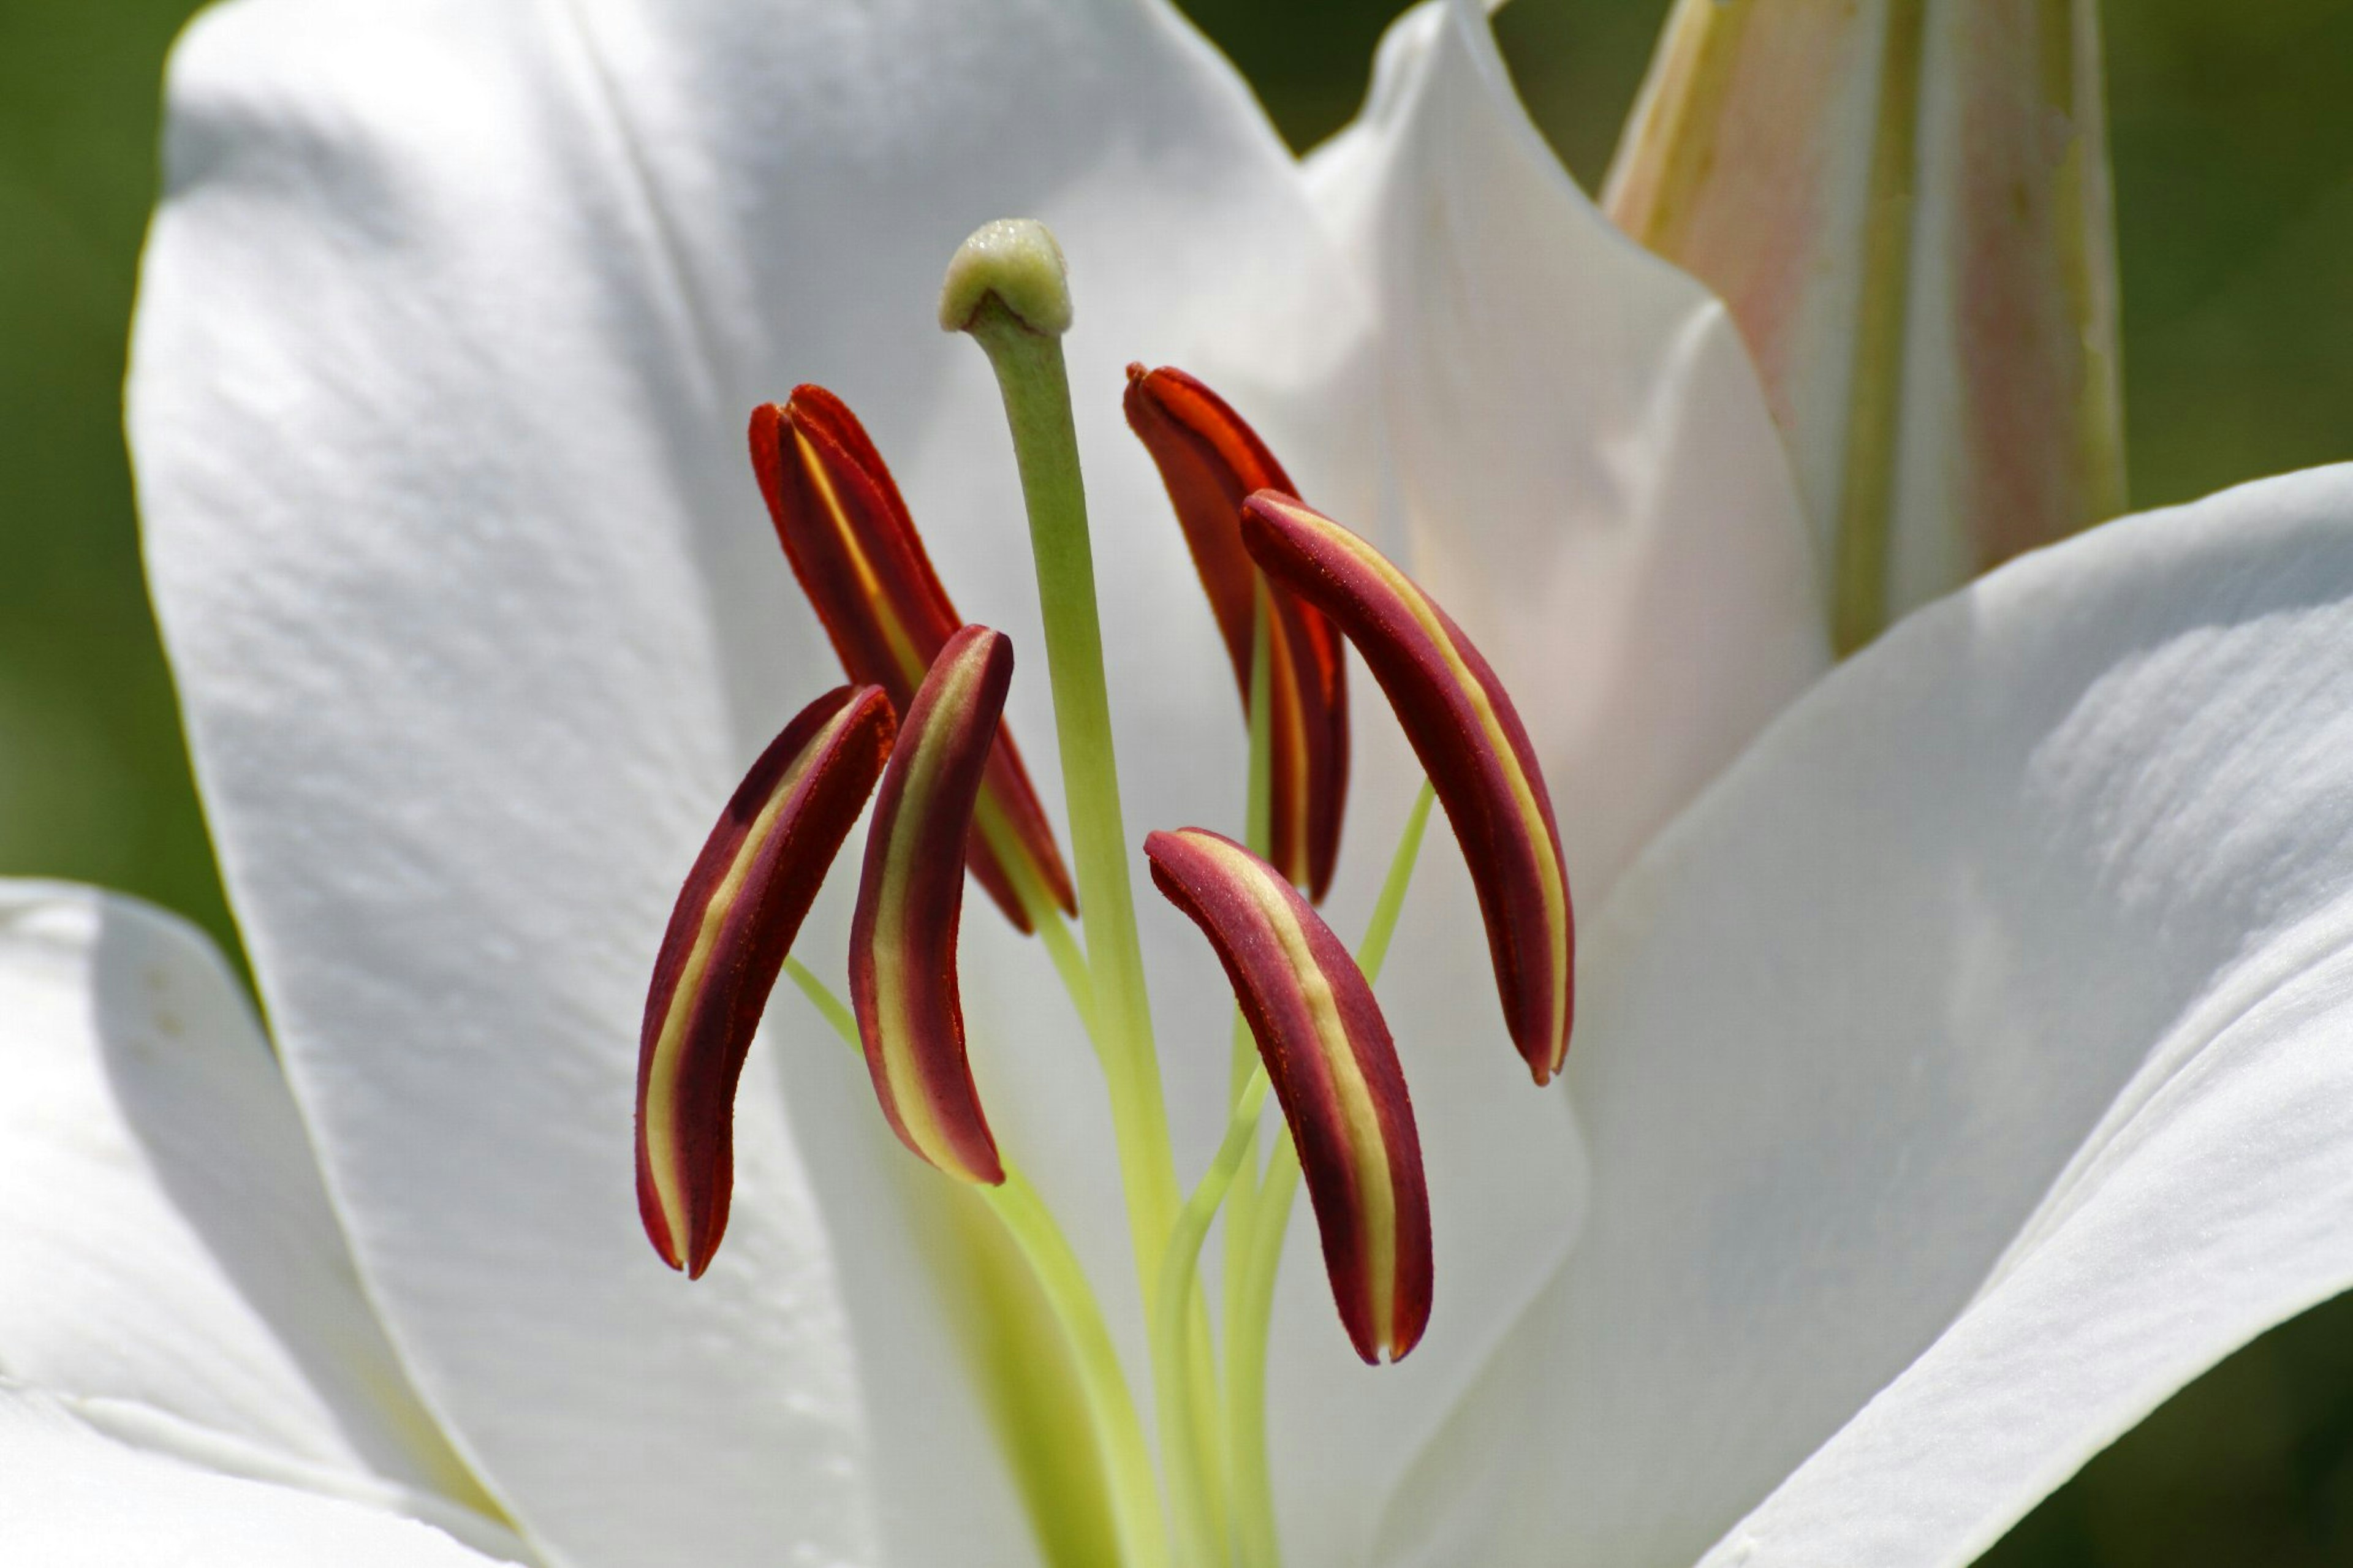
[[938, 218, 1072, 337]]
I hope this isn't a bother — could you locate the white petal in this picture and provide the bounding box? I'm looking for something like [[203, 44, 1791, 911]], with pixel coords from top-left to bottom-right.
[[0, 1382, 506, 1566], [1230, 15, 1826, 1540], [131, 1, 1381, 1562], [1371, 464, 2353, 1567], [0, 882, 510, 1556], [1301, 0, 1830, 901]]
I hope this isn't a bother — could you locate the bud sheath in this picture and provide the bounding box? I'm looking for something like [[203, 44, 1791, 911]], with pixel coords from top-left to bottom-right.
[[1146, 828, 1431, 1363], [1605, 0, 2124, 646], [637, 685, 896, 1276], [850, 626, 1018, 1185], [1241, 493, 1573, 1083]]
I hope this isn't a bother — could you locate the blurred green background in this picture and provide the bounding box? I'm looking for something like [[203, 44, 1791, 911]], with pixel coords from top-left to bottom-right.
[[3, 0, 2349, 1559]]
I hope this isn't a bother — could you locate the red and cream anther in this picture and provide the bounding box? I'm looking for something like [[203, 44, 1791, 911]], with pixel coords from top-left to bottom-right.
[[637, 685, 896, 1277], [1240, 493, 1575, 1085], [1146, 828, 1431, 1364], [1124, 365, 1349, 901], [750, 387, 1076, 933], [849, 626, 1016, 1186]]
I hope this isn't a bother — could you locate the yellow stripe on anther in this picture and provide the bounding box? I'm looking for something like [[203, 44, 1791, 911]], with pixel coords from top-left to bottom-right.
[[1315, 521, 1572, 1067], [860, 639, 999, 1181], [794, 428, 931, 686], [642, 701, 862, 1245], [1192, 835, 1401, 1352]]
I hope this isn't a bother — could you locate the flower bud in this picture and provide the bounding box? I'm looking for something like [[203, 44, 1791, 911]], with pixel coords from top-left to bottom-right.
[[1146, 827, 1431, 1363]]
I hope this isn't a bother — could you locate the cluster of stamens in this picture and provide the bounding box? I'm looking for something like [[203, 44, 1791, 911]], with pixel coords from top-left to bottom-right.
[[633, 218, 1573, 1567]]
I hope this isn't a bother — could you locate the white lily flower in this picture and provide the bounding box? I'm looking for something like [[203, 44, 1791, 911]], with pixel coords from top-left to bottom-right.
[[6, 0, 2349, 1566]]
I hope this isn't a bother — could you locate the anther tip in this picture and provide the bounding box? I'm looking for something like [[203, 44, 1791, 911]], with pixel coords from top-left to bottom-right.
[[939, 218, 1072, 337]]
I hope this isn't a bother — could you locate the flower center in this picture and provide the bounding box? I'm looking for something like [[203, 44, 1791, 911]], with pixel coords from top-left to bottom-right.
[[631, 218, 1574, 1568]]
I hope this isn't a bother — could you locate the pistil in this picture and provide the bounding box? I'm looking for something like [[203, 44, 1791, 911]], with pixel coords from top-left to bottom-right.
[[942, 219, 1181, 1302]]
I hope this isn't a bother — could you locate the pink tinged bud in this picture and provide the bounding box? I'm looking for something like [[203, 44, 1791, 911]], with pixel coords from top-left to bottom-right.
[[849, 626, 1014, 1186], [1123, 365, 1350, 901], [637, 685, 896, 1277], [749, 388, 1078, 930], [1606, 0, 2123, 651], [1240, 493, 1573, 1085], [1145, 828, 1431, 1364]]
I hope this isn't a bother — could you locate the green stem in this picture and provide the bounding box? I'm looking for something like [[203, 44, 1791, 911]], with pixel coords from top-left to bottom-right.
[[1226, 1129, 1295, 1568], [785, 956, 859, 1050], [1218, 588, 1278, 1545], [786, 955, 1164, 1567], [1231, 589, 1275, 1097], [964, 298, 1178, 1305], [1244, 588, 1276, 855], [1355, 782, 1436, 988], [1222, 782, 1437, 1567], [1156, 1071, 1272, 1567], [987, 1167, 1172, 1568]]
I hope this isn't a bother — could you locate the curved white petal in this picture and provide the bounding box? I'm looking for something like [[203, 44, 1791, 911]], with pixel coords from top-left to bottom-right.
[[1302, 0, 1830, 902], [1371, 465, 2353, 1567], [132, 0, 1402, 1561], [0, 1383, 505, 1566], [0, 882, 509, 1553]]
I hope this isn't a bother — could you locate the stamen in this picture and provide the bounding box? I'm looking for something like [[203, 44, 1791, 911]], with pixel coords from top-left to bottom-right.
[[849, 626, 1018, 1185], [1241, 491, 1576, 1085], [749, 390, 1077, 932], [1146, 827, 1433, 1364], [636, 685, 895, 1276], [1124, 365, 1349, 900]]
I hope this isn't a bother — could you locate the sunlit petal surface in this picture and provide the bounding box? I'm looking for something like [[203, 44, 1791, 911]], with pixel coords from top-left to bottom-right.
[[0, 1385, 510, 1567], [1374, 467, 2353, 1568], [129, 0, 1371, 1560], [1304, 0, 1828, 904], [0, 882, 519, 1559]]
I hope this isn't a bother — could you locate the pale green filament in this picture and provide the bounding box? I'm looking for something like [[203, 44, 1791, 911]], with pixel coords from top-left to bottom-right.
[[1224, 782, 1436, 1567], [784, 958, 1165, 1567], [1243, 589, 1276, 860], [1232, 588, 1276, 1097], [958, 293, 1179, 1310], [1355, 783, 1436, 989], [987, 1168, 1170, 1568], [785, 956, 858, 1047], [1217, 587, 1279, 1561], [1156, 1069, 1272, 1567]]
